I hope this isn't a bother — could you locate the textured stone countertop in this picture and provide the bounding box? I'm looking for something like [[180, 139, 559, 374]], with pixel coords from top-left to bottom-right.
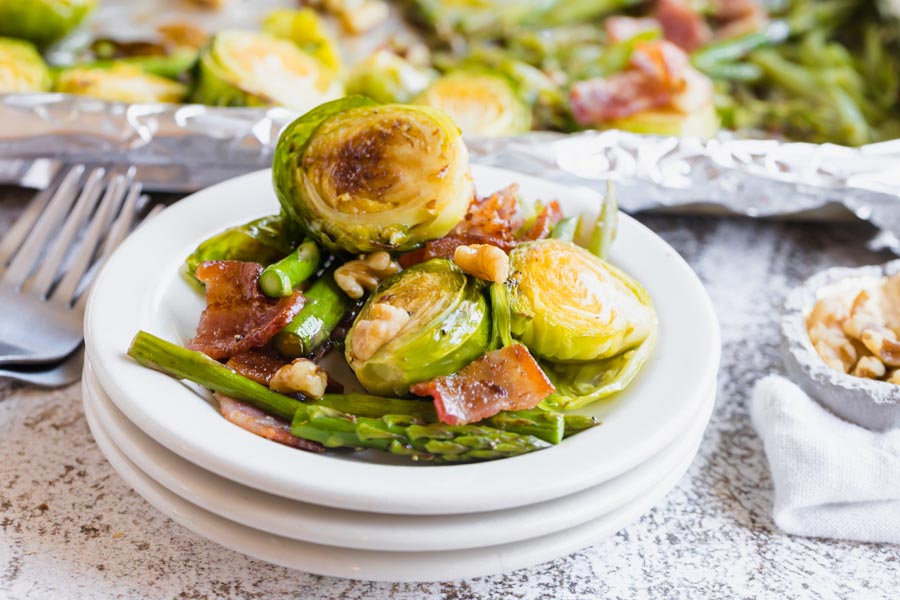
[[1, 186, 899, 599]]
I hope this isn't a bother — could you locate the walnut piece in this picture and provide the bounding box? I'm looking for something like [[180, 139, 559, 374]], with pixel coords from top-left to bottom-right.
[[852, 355, 886, 379], [887, 369, 900, 385], [322, 0, 389, 34], [269, 358, 328, 399], [453, 244, 509, 283], [350, 303, 410, 361], [334, 251, 401, 299], [807, 296, 857, 373]]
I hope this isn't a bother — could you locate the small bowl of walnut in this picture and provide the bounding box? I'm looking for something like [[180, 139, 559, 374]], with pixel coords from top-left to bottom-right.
[[781, 259, 900, 431]]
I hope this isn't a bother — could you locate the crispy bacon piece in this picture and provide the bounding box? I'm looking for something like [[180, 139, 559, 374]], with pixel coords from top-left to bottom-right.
[[188, 260, 304, 360], [215, 393, 324, 452], [519, 200, 563, 242], [712, 0, 766, 39], [656, 0, 711, 51], [570, 40, 690, 125], [225, 346, 287, 385], [400, 185, 522, 267], [410, 344, 555, 426], [605, 16, 661, 44]]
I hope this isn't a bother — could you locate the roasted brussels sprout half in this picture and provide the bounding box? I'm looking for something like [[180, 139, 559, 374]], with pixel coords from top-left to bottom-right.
[[54, 63, 187, 103], [508, 238, 656, 363], [346, 50, 436, 104], [262, 8, 342, 73], [0, 37, 50, 93], [192, 30, 343, 111], [273, 97, 474, 254], [414, 71, 532, 137], [345, 259, 491, 396], [0, 0, 96, 47]]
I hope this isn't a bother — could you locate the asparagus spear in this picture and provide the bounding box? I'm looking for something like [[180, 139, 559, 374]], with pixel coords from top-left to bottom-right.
[[291, 405, 551, 462], [128, 332, 598, 456], [588, 181, 618, 259], [272, 271, 352, 358], [550, 217, 578, 242], [127, 331, 304, 421], [258, 239, 321, 298]]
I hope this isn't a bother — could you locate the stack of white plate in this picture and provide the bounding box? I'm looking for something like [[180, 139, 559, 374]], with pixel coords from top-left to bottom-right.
[[83, 166, 720, 582]]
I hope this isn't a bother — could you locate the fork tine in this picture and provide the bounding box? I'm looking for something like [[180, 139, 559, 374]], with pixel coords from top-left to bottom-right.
[[0, 166, 77, 268], [52, 171, 130, 307], [0, 166, 86, 287], [73, 178, 142, 311], [28, 168, 107, 298]]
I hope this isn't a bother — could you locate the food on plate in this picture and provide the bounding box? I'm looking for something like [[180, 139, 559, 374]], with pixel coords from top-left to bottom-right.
[[272, 97, 473, 254], [807, 273, 900, 384], [0, 0, 96, 47], [129, 102, 658, 463], [0, 37, 50, 93], [192, 29, 343, 110], [413, 71, 532, 137], [53, 63, 188, 103]]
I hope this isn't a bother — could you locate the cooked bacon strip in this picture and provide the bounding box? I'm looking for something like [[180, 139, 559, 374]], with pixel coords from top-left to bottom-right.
[[656, 0, 711, 51], [188, 260, 304, 360], [410, 344, 555, 426], [519, 200, 563, 242], [570, 40, 690, 125], [225, 346, 287, 385], [400, 185, 522, 267], [712, 0, 766, 39], [215, 393, 324, 452], [605, 16, 661, 44]]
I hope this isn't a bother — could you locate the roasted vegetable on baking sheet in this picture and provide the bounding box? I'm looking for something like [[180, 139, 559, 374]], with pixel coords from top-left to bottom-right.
[[0, 0, 96, 47], [53, 63, 188, 103], [346, 50, 435, 103], [413, 70, 532, 137], [0, 37, 50, 93], [273, 97, 474, 254], [192, 29, 343, 110]]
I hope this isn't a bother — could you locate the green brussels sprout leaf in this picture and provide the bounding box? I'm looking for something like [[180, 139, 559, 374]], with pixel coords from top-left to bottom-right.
[[346, 50, 436, 104]]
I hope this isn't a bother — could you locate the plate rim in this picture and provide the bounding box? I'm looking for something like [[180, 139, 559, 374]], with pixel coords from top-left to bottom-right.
[[83, 356, 715, 551], [85, 165, 721, 514]]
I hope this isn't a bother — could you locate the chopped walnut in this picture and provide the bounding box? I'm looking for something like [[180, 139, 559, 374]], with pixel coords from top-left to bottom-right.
[[269, 358, 328, 398], [334, 251, 401, 299], [860, 329, 900, 367], [807, 297, 858, 373], [453, 244, 509, 283], [187, 0, 225, 9], [852, 355, 886, 379], [350, 303, 410, 361], [322, 0, 389, 34], [887, 369, 900, 385]]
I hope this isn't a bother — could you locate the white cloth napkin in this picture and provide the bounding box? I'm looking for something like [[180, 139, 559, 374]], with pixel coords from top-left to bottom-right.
[[750, 375, 900, 544]]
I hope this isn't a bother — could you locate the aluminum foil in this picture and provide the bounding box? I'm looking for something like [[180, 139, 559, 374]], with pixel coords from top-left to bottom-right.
[[2, 94, 900, 244]]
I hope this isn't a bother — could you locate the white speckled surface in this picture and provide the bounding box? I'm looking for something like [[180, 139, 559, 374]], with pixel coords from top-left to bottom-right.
[[2, 187, 899, 599]]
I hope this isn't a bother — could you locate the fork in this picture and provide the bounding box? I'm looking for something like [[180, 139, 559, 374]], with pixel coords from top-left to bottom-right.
[[0, 165, 141, 366]]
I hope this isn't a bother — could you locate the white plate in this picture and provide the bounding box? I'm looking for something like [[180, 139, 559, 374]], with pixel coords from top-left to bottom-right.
[[85, 165, 720, 515], [83, 384, 701, 582], [84, 358, 715, 551]]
